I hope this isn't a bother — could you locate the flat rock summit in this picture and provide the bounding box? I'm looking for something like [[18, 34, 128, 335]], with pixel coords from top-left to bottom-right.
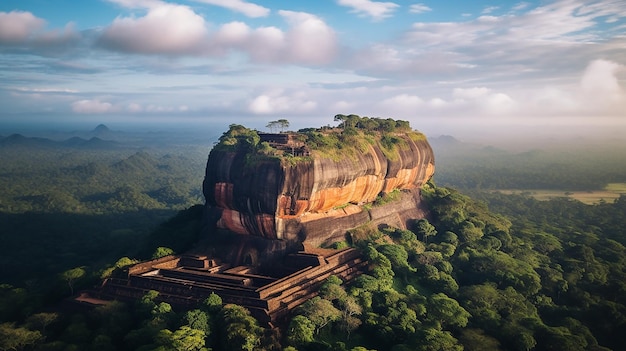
[[202, 117, 435, 266]]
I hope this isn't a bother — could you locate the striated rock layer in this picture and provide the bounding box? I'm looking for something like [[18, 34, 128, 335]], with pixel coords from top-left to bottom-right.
[[203, 130, 435, 261]]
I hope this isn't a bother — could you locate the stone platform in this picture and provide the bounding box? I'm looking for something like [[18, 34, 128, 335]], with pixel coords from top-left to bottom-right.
[[96, 247, 365, 327]]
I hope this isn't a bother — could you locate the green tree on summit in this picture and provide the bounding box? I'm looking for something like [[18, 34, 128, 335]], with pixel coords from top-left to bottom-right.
[[266, 119, 290, 132]]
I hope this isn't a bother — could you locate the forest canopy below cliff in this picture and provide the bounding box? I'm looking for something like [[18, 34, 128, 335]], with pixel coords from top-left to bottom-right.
[[1, 119, 626, 350]]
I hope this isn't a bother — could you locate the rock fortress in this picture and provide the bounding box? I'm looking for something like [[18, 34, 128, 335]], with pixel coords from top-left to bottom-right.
[[94, 116, 435, 327]]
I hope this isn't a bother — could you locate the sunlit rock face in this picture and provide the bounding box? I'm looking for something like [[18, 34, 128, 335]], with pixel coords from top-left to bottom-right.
[[203, 130, 435, 250]]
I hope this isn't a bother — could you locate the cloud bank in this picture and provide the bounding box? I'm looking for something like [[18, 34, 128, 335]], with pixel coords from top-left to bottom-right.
[[0, 0, 625, 141]]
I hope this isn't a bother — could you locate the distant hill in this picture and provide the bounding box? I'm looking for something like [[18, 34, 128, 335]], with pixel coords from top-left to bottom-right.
[[93, 124, 111, 134], [429, 135, 508, 161], [91, 124, 112, 138], [61, 136, 119, 149], [0, 133, 119, 150], [112, 151, 160, 173], [0, 134, 57, 148]]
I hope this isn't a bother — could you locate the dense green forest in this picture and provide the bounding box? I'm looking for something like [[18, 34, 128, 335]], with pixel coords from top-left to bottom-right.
[[430, 136, 626, 191], [3, 184, 625, 350], [0, 144, 207, 289], [1, 127, 626, 350]]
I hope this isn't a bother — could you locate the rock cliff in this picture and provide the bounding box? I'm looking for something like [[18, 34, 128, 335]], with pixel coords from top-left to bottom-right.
[[202, 120, 435, 264]]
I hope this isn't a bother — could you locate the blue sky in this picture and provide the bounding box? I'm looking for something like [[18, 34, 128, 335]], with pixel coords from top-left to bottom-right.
[[1, 0, 625, 141]]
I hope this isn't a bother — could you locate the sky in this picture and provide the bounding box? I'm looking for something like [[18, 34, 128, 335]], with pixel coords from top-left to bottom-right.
[[0, 0, 625, 142]]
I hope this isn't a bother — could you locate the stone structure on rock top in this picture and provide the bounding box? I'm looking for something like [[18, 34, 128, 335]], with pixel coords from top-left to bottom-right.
[[202, 118, 435, 266]]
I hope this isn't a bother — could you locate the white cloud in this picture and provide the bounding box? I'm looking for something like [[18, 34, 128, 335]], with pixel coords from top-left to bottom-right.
[[578, 59, 625, 114], [247, 26, 286, 61], [71, 99, 114, 114], [248, 90, 317, 114], [127, 103, 143, 113], [98, 3, 209, 54], [332, 100, 356, 111], [410, 4, 432, 14], [512, 2, 530, 11], [482, 6, 499, 14], [580, 59, 623, 99], [428, 98, 447, 108], [192, 0, 270, 18], [337, 0, 400, 21], [97, 4, 337, 64], [452, 87, 516, 114], [279, 11, 337, 64], [212, 11, 337, 65], [0, 11, 45, 43], [381, 93, 424, 109], [453, 87, 491, 101], [0, 10, 79, 51], [215, 21, 251, 45], [16, 87, 78, 93], [106, 0, 163, 8], [350, 0, 626, 81]]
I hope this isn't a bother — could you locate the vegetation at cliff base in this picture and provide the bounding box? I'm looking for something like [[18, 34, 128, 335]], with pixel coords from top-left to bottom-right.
[[3, 182, 624, 350], [2, 120, 626, 350]]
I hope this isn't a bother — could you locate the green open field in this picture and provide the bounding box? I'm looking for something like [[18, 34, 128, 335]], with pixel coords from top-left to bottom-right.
[[490, 183, 626, 205]]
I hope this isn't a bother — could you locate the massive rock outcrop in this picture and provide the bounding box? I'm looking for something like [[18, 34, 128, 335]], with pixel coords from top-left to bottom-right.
[[202, 121, 435, 264], [95, 119, 435, 326]]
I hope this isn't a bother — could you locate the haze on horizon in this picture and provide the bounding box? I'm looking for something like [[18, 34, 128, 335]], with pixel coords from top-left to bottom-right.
[[1, 0, 625, 148]]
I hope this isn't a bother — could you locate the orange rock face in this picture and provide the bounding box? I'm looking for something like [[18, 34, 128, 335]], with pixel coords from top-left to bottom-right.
[[203, 133, 435, 242]]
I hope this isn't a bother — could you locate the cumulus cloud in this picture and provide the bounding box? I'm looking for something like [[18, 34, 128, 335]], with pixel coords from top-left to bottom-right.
[[580, 59, 624, 100], [337, 0, 400, 21], [212, 11, 337, 64], [511, 59, 626, 118], [280, 11, 337, 64], [71, 99, 114, 114], [578, 59, 625, 114], [381, 93, 424, 110], [248, 90, 317, 114], [192, 0, 269, 18], [0, 11, 45, 43], [452, 87, 516, 114], [98, 3, 209, 54], [97, 2, 337, 65], [0, 11, 80, 52]]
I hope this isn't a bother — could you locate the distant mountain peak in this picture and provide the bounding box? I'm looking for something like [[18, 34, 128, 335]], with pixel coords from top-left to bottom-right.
[[93, 124, 111, 134], [433, 135, 461, 144]]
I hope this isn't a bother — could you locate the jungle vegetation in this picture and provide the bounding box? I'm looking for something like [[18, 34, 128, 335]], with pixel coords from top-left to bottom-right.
[[1, 119, 625, 350], [213, 115, 425, 163]]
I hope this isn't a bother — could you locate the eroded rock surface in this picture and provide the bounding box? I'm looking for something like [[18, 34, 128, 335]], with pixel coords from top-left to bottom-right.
[[203, 127, 435, 254]]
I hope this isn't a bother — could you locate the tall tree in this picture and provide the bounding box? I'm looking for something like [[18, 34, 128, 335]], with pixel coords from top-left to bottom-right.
[[0, 323, 43, 351], [277, 119, 290, 132], [60, 267, 86, 296], [219, 304, 262, 351], [427, 293, 470, 329], [298, 297, 341, 334], [287, 315, 315, 347]]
